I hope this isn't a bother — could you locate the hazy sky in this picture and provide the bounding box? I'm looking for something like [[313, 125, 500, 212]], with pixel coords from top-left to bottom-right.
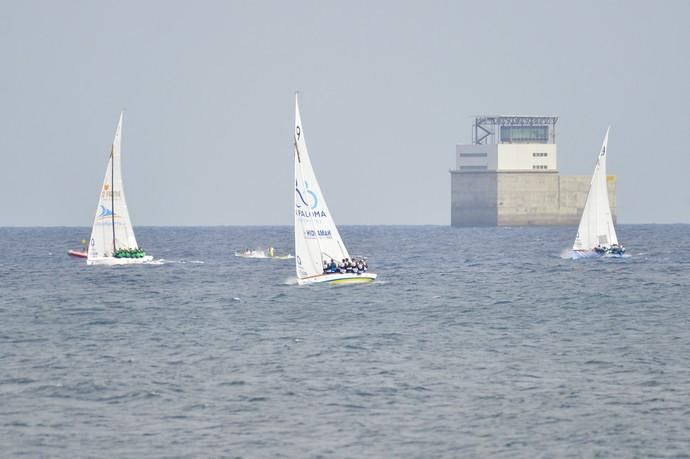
[[2, 0, 689, 225]]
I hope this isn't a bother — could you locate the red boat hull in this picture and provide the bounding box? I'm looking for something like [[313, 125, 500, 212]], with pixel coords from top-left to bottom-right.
[[68, 250, 88, 258]]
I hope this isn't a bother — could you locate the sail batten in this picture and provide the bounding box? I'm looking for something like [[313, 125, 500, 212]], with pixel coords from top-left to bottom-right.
[[293, 95, 350, 279], [572, 128, 618, 251], [87, 112, 139, 261]]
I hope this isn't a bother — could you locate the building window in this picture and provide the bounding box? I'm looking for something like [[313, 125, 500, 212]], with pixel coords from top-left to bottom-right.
[[532, 152, 548, 157], [532, 165, 548, 170], [459, 153, 488, 158], [500, 126, 549, 144], [460, 165, 488, 171]]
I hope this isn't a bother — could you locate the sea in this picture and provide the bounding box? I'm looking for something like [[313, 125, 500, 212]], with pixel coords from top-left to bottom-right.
[[1, 225, 690, 458]]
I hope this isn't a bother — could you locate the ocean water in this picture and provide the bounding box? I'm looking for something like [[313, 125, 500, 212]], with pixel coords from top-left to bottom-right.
[[1, 225, 690, 457]]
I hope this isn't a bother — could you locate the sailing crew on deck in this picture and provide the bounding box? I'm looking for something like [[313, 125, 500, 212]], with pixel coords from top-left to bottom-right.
[[356, 259, 364, 273], [346, 258, 354, 273], [322, 256, 370, 275]]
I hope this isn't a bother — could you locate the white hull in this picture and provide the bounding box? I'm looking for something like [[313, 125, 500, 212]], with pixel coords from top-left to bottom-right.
[[87, 255, 153, 266], [571, 250, 625, 259], [297, 272, 377, 285], [570, 250, 603, 260]]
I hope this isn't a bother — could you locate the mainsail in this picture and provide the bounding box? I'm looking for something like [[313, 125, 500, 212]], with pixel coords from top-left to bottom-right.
[[294, 95, 350, 279], [572, 128, 618, 251], [87, 112, 138, 260]]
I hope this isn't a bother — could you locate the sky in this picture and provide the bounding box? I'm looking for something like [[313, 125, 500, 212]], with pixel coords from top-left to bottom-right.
[[1, 0, 689, 226]]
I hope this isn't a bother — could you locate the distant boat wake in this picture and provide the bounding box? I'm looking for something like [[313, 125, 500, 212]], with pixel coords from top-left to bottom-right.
[[146, 259, 205, 265]]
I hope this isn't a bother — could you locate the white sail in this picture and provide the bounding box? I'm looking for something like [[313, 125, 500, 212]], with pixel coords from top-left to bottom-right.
[[87, 112, 139, 260], [572, 128, 618, 251], [294, 95, 350, 279]]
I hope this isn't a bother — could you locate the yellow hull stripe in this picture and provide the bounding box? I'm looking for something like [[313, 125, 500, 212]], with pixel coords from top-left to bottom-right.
[[328, 277, 375, 285]]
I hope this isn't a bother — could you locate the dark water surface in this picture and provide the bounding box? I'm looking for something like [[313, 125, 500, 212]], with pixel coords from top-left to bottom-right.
[[1, 225, 690, 457]]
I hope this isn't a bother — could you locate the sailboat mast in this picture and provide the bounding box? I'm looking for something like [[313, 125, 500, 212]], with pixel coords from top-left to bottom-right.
[[111, 148, 116, 254]]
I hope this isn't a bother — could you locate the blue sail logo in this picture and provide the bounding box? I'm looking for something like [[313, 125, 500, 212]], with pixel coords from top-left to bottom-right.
[[98, 205, 114, 217], [295, 180, 327, 218], [97, 205, 121, 222], [295, 180, 318, 210]]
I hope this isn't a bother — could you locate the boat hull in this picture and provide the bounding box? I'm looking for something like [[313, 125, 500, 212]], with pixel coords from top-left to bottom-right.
[[571, 249, 625, 259], [68, 250, 88, 258], [87, 255, 153, 265], [570, 250, 603, 259], [297, 272, 377, 285]]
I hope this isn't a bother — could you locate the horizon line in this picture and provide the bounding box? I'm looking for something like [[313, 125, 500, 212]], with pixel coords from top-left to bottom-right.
[[1, 222, 688, 228]]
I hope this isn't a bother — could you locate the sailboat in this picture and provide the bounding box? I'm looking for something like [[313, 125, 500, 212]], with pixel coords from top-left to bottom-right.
[[571, 128, 625, 258], [293, 94, 377, 285], [86, 113, 152, 265]]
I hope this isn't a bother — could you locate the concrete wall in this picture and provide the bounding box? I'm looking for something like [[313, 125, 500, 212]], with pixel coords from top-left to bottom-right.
[[450, 171, 617, 226], [496, 172, 561, 225], [450, 171, 497, 226], [557, 175, 617, 224]]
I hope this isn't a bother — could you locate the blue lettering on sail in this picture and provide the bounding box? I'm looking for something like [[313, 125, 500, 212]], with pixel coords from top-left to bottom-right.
[[304, 229, 332, 238], [296, 209, 327, 218]]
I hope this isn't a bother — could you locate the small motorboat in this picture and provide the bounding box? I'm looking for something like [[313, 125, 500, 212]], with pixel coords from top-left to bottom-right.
[[234, 247, 294, 259], [68, 249, 88, 258]]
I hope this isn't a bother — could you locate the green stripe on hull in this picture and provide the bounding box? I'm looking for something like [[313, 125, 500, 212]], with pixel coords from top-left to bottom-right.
[[328, 277, 375, 285]]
